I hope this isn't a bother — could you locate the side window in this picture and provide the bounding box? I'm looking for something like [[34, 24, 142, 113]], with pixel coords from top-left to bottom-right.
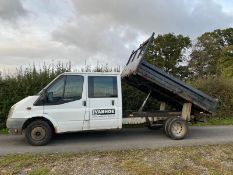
[[47, 76, 65, 103], [64, 76, 84, 99], [88, 76, 118, 98], [46, 75, 84, 104]]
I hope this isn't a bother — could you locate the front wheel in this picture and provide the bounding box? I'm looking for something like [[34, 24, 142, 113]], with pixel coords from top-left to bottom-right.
[[25, 120, 52, 146]]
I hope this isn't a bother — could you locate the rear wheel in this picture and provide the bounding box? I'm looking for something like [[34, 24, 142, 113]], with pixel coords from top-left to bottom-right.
[[163, 117, 177, 136], [167, 118, 188, 140], [25, 120, 52, 146]]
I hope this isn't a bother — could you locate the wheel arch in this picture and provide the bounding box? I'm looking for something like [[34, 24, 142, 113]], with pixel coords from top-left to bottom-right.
[[22, 116, 57, 133]]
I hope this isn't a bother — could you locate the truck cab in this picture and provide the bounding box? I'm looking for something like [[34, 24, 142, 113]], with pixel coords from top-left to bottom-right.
[[7, 72, 122, 145]]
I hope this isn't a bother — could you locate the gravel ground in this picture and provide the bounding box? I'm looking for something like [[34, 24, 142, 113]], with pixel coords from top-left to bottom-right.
[[1, 144, 233, 174]]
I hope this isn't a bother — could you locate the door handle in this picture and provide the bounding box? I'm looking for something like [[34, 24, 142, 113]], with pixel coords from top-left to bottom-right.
[[111, 100, 115, 106], [83, 101, 86, 106]]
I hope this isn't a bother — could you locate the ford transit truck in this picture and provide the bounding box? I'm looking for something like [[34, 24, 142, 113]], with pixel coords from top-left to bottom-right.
[[6, 33, 218, 146]]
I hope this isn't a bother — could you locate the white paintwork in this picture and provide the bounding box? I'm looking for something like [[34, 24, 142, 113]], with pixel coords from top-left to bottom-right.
[[43, 74, 88, 132], [86, 75, 122, 130], [8, 72, 122, 133]]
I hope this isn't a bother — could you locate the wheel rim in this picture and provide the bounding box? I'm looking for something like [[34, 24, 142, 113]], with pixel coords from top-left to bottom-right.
[[171, 121, 185, 137], [31, 127, 46, 141]]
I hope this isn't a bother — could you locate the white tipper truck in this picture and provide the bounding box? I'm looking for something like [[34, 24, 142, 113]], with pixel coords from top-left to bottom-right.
[[6, 33, 217, 146]]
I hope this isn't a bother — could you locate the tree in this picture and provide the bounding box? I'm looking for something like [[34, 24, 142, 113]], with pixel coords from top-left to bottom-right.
[[218, 45, 233, 78], [189, 28, 233, 78], [145, 33, 191, 79]]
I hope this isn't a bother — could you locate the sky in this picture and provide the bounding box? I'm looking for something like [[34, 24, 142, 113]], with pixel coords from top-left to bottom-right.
[[0, 0, 233, 73]]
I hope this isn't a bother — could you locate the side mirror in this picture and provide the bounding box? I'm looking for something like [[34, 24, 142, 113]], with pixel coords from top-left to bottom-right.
[[41, 89, 47, 103], [47, 91, 54, 102]]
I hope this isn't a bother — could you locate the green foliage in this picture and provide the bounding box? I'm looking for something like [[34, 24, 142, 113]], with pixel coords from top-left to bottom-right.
[[218, 45, 233, 78], [81, 63, 120, 72], [192, 118, 233, 126], [122, 82, 160, 112], [190, 76, 233, 118], [189, 28, 233, 77], [0, 128, 8, 134], [0, 62, 71, 128], [188, 28, 233, 120], [145, 33, 191, 79]]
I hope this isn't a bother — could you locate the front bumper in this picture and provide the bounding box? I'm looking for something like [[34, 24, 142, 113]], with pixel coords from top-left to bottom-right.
[[6, 118, 26, 134]]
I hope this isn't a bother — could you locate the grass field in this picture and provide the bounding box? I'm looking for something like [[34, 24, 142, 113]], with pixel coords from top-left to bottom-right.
[[0, 128, 8, 135], [193, 117, 233, 126], [1, 144, 233, 175]]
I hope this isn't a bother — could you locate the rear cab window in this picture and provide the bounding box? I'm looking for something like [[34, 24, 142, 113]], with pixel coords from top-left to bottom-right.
[[88, 76, 118, 98]]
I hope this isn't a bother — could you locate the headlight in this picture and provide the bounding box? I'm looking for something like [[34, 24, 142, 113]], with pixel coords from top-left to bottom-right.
[[8, 105, 16, 118]]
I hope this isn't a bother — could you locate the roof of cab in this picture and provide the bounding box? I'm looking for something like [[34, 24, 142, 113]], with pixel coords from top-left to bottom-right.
[[63, 72, 121, 75]]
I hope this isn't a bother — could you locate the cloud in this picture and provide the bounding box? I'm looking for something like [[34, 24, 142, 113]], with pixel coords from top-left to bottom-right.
[[52, 15, 140, 66], [0, 0, 27, 21], [51, 0, 233, 67], [70, 0, 233, 36], [0, 0, 233, 72]]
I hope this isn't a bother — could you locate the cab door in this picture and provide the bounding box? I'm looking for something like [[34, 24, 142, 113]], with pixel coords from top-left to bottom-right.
[[44, 74, 87, 132], [86, 75, 121, 130]]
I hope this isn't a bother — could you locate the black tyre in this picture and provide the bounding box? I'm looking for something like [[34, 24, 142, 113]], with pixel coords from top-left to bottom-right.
[[163, 117, 177, 137], [167, 118, 188, 140], [25, 120, 52, 146]]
